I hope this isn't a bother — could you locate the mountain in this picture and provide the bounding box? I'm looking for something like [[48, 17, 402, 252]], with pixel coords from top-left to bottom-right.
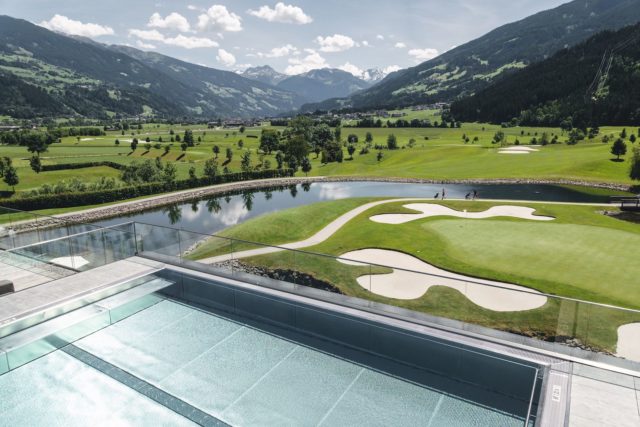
[[277, 68, 370, 103], [362, 68, 389, 83], [239, 65, 288, 86], [303, 0, 640, 112], [450, 23, 640, 127], [241, 66, 371, 103], [0, 15, 303, 119]]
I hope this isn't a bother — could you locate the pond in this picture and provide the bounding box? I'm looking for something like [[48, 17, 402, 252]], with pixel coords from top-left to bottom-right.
[[95, 181, 621, 236]]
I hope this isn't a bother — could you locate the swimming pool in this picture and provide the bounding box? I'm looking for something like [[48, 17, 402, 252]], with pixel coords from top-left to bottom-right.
[[0, 270, 543, 426]]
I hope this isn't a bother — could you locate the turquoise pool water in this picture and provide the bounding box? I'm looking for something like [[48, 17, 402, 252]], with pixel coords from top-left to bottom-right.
[[0, 296, 533, 426]]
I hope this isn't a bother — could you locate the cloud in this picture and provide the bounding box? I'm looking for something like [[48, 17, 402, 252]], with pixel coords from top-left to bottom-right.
[[129, 29, 218, 48], [394, 42, 406, 48], [383, 65, 402, 74], [361, 40, 370, 47], [315, 34, 355, 53], [248, 2, 312, 24], [148, 12, 191, 32], [40, 14, 114, 37], [129, 29, 165, 41], [338, 62, 365, 79], [217, 48, 236, 66], [187, 5, 200, 11], [285, 50, 328, 75], [376, 34, 385, 40], [165, 34, 218, 49], [136, 40, 156, 50], [259, 44, 299, 58], [408, 48, 439, 61], [197, 5, 242, 32]]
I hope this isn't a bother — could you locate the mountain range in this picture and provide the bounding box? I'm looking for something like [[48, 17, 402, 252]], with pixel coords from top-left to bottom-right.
[[303, 0, 640, 112], [0, 15, 304, 119], [451, 22, 640, 127]]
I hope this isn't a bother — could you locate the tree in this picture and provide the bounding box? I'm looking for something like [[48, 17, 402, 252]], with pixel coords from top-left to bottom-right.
[[630, 148, 640, 181], [3, 164, 19, 192], [164, 145, 171, 155], [630, 134, 637, 143], [365, 132, 373, 144], [347, 144, 356, 160], [334, 125, 342, 142], [259, 131, 279, 154], [238, 140, 244, 149], [240, 151, 252, 172], [163, 163, 177, 185], [181, 142, 188, 152], [115, 139, 120, 146], [492, 131, 505, 145], [130, 138, 138, 151], [213, 145, 220, 158], [377, 151, 383, 162], [387, 134, 398, 150], [225, 147, 233, 163], [621, 128, 627, 139], [285, 134, 310, 165], [183, 130, 195, 147], [188, 166, 197, 183], [347, 134, 358, 144], [301, 157, 312, 176], [611, 138, 627, 160], [275, 151, 284, 169], [30, 155, 42, 174], [204, 158, 218, 178]]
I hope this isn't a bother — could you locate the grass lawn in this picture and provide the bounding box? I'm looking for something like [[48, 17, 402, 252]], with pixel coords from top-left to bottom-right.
[[189, 198, 640, 352]]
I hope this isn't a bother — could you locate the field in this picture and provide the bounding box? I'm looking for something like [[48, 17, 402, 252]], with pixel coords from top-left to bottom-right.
[[0, 116, 637, 214], [188, 198, 640, 352]]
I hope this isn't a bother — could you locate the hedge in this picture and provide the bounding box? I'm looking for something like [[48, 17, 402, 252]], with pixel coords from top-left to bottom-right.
[[41, 161, 125, 172], [0, 169, 295, 211]]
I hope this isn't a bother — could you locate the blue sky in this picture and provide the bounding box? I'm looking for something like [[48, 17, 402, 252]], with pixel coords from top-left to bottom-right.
[[0, 0, 569, 77]]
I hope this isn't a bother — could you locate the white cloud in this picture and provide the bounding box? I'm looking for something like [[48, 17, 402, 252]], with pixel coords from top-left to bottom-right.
[[285, 50, 328, 75], [408, 48, 439, 61], [165, 34, 218, 49], [383, 65, 401, 74], [338, 62, 365, 79], [361, 40, 370, 47], [248, 3, 312, 24], [376, 34, 385, 40], [394, 42, 406, 48], [259, 44, 299, 58], [315, 34, 355, 53], [187, 5, 200, 11], [40, 14, 114, 38], [136, 40, 156, 50], [129, 29, 165, 41], [129, 29, 218, 48], [217, 48, 236, 66], [197, 5, 242, 32], [148, 12, 191, 32]]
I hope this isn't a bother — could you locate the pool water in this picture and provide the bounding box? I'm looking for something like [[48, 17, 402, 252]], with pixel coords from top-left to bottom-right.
[[0, 296, 533, 426]]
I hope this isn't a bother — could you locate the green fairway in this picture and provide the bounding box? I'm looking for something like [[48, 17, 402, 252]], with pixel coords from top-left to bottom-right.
[[188, 198, 640, 352]]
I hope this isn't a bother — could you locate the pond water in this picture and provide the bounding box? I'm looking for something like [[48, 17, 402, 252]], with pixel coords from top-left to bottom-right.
[[94, 181, 618, 236]]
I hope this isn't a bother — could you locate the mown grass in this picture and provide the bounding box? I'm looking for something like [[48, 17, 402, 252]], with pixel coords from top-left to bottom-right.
[[189, 198, 640, 352]]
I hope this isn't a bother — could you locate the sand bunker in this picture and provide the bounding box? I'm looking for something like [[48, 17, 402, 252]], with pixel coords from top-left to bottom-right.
[[370, 204, 554, 225], [499, 146, 539, 155], [338, 249, 547, 311], [616, 323, 640, 362]]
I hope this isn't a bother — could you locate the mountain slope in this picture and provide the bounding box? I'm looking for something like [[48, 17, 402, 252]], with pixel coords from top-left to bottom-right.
[[276, 68, 370, 103], [450, 23, 640, 127], [303, 0, 640, 112], [239, 65, 288, 86], [0, 15, 302, 118]]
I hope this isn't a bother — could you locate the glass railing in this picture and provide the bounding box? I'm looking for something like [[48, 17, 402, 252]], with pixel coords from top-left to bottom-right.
[[0, 207, 137, 290], [134, 221, 640, 371]]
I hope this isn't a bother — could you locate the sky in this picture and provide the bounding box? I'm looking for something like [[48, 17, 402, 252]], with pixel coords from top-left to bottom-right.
[[0, 0, 570, 78]]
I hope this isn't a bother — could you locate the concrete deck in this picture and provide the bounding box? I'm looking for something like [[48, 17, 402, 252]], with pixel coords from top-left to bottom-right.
[[0, 257, 163, 326], [569, 373, 640, 426]]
